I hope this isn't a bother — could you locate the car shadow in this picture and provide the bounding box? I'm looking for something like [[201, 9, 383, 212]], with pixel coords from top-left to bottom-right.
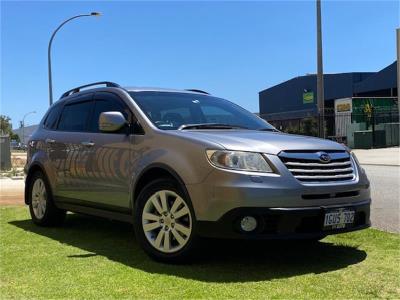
[[9, 213, 367, 283]]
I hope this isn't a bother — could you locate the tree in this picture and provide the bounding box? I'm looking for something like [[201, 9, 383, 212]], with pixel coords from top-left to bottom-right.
[[0, 115, 13, 136], [10, 133, 20, 142], [0, 115, 20, 142]]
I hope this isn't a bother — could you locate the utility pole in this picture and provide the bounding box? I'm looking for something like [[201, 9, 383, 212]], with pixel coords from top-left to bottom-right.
[[397, 28, 399, 111], [316, 0, 325, 138]]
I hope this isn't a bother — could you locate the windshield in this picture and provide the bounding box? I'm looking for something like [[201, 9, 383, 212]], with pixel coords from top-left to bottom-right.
[[129, 92, 275, 131]]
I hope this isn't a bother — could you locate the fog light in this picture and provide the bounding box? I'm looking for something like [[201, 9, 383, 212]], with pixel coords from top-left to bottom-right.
[[240, 216, 257, 232]]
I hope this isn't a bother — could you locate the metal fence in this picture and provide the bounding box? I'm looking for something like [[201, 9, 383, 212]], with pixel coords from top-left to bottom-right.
[[0, 135, 11, 170], [262, 109, 399, 149]]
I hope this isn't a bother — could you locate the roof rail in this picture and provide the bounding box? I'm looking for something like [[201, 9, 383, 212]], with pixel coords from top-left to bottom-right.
[[60, 81, 121, 99], [185, 89, 210, 95]]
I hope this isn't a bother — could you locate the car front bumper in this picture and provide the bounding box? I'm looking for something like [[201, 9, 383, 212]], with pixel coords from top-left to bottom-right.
[[187, 154, 371, 222], [196, 199, 371, 239]]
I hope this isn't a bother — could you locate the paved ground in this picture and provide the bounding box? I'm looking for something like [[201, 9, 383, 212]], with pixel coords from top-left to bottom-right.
[[364, 165, 400, 233], [353, 147, 400, 166], [0, 178, 24, 206]]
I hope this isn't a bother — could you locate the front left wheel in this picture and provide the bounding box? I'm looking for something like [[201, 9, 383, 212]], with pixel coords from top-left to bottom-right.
[[133, 178, 199, 263], [28, 171, 66, 226]]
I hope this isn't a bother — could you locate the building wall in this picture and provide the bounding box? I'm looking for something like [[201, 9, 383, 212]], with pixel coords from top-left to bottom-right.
[[259, 72, 374, 120]]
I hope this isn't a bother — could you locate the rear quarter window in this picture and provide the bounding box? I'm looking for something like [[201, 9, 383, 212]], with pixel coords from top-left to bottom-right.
[[43, 103, 63, 130]]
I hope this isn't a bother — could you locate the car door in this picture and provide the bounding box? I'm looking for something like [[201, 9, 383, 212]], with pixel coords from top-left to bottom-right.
[[80, 91, 136, 210], [50, 94, 95, 202]]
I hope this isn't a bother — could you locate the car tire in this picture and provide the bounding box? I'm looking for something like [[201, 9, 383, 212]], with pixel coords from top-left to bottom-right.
[[133, 178, 199, 263], [28, 171, 66, 226]]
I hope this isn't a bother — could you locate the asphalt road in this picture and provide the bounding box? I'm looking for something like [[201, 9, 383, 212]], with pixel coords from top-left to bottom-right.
[[364, 164, 400, 233]]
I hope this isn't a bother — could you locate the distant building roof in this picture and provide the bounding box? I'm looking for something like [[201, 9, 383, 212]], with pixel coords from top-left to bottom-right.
[[354, 62, 397, 94]]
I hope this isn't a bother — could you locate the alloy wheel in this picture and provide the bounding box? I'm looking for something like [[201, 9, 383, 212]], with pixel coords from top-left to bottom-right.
[[142, 190, 192, 253], [31, 178, 47, 219]]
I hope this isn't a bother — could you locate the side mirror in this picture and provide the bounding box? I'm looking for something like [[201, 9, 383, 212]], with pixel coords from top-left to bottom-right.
[[99, 111, 127, 132]]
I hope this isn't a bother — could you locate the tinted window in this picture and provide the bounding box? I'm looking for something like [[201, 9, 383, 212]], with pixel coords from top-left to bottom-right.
[[43, 103, 63, 130], [57, 101, 93, 132], [130, 92, 274, 131], [160, 107, 191, 125], [90, 93, 132, 133], [201, 105, 235, 124]]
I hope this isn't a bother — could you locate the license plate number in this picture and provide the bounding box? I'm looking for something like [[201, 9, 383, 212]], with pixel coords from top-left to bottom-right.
[[324, 209, 355, 229]]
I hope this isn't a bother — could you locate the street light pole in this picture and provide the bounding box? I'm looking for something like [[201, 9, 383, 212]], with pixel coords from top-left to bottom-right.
[[316, 0, 325, 138], [48, 12, 101, 106], [21, 111, 36, 145]]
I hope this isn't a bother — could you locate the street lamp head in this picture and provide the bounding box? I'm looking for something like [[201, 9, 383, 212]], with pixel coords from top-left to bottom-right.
[[48, 12, 102, 106]]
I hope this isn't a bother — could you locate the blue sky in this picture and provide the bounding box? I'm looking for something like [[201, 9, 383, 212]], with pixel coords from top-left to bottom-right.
[[1, 0, 399, 128]]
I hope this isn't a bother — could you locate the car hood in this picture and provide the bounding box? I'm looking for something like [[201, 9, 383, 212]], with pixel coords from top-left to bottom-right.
[[173, 130, 345, 155]]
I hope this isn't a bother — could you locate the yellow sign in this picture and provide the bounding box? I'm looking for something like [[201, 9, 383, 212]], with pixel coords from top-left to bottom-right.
[[303, 92, 314, 104], [337, 103, 351, 112]]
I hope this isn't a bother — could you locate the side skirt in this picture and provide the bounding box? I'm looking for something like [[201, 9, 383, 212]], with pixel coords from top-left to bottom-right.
[[55, 200, 133, 224]]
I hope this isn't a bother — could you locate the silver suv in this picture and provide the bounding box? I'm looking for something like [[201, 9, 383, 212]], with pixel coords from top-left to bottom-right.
[[25, 81, 371, 262]]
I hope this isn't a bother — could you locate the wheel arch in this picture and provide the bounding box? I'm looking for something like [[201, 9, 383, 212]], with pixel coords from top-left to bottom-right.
[[132, 163, 190, 208]]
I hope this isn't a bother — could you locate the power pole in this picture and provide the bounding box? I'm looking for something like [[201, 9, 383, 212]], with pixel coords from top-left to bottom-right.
[[397, 28, 399, 111], [20, 121, 24, 145], [316, 0, 325, 138]]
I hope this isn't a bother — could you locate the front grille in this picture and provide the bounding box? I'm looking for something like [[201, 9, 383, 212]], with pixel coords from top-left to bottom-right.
[[279, 150, 355, 183]]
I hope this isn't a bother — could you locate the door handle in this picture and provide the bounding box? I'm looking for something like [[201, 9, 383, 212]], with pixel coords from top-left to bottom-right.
[[81, 141, 95, 147], [45, 138, 56, 144]]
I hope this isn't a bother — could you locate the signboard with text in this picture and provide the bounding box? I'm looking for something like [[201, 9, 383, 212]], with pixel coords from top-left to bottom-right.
[[303, 92, 314, 104]]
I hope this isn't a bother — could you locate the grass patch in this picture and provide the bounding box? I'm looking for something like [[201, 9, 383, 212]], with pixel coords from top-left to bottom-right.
[[1, 206, 399, 299]]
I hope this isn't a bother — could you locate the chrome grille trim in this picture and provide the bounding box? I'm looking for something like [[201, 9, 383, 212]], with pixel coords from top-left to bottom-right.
[[284, 161, 351, 167], [287, 167, 353, 174], [294, 174, 354, 180], [279, 150, 355, 183]]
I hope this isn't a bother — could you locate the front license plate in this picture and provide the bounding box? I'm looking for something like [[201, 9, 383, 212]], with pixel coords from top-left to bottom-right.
[[323, 209, 355, 230]]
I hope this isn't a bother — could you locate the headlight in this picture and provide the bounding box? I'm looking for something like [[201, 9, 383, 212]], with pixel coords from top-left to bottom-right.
[[206, 150, 274, 173]]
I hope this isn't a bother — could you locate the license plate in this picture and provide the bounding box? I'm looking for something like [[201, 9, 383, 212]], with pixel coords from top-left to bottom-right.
[[323, 209, 355, 229]]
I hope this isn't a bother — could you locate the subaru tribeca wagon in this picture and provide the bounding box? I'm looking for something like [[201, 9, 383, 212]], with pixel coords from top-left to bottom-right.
[[25, 81, 370, 262]]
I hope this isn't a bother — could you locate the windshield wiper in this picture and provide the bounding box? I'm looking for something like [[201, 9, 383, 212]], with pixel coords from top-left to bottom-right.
[[178, 123, 248, 130], [258, 128, 279, 132]]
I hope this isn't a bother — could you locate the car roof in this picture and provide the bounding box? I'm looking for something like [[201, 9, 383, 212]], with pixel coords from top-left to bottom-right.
[[124, 87, 208, 95], [59, 85, 210, 102]]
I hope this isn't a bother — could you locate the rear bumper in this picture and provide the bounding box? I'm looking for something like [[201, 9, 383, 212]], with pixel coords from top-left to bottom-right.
[[197, 199, 370, 239]]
